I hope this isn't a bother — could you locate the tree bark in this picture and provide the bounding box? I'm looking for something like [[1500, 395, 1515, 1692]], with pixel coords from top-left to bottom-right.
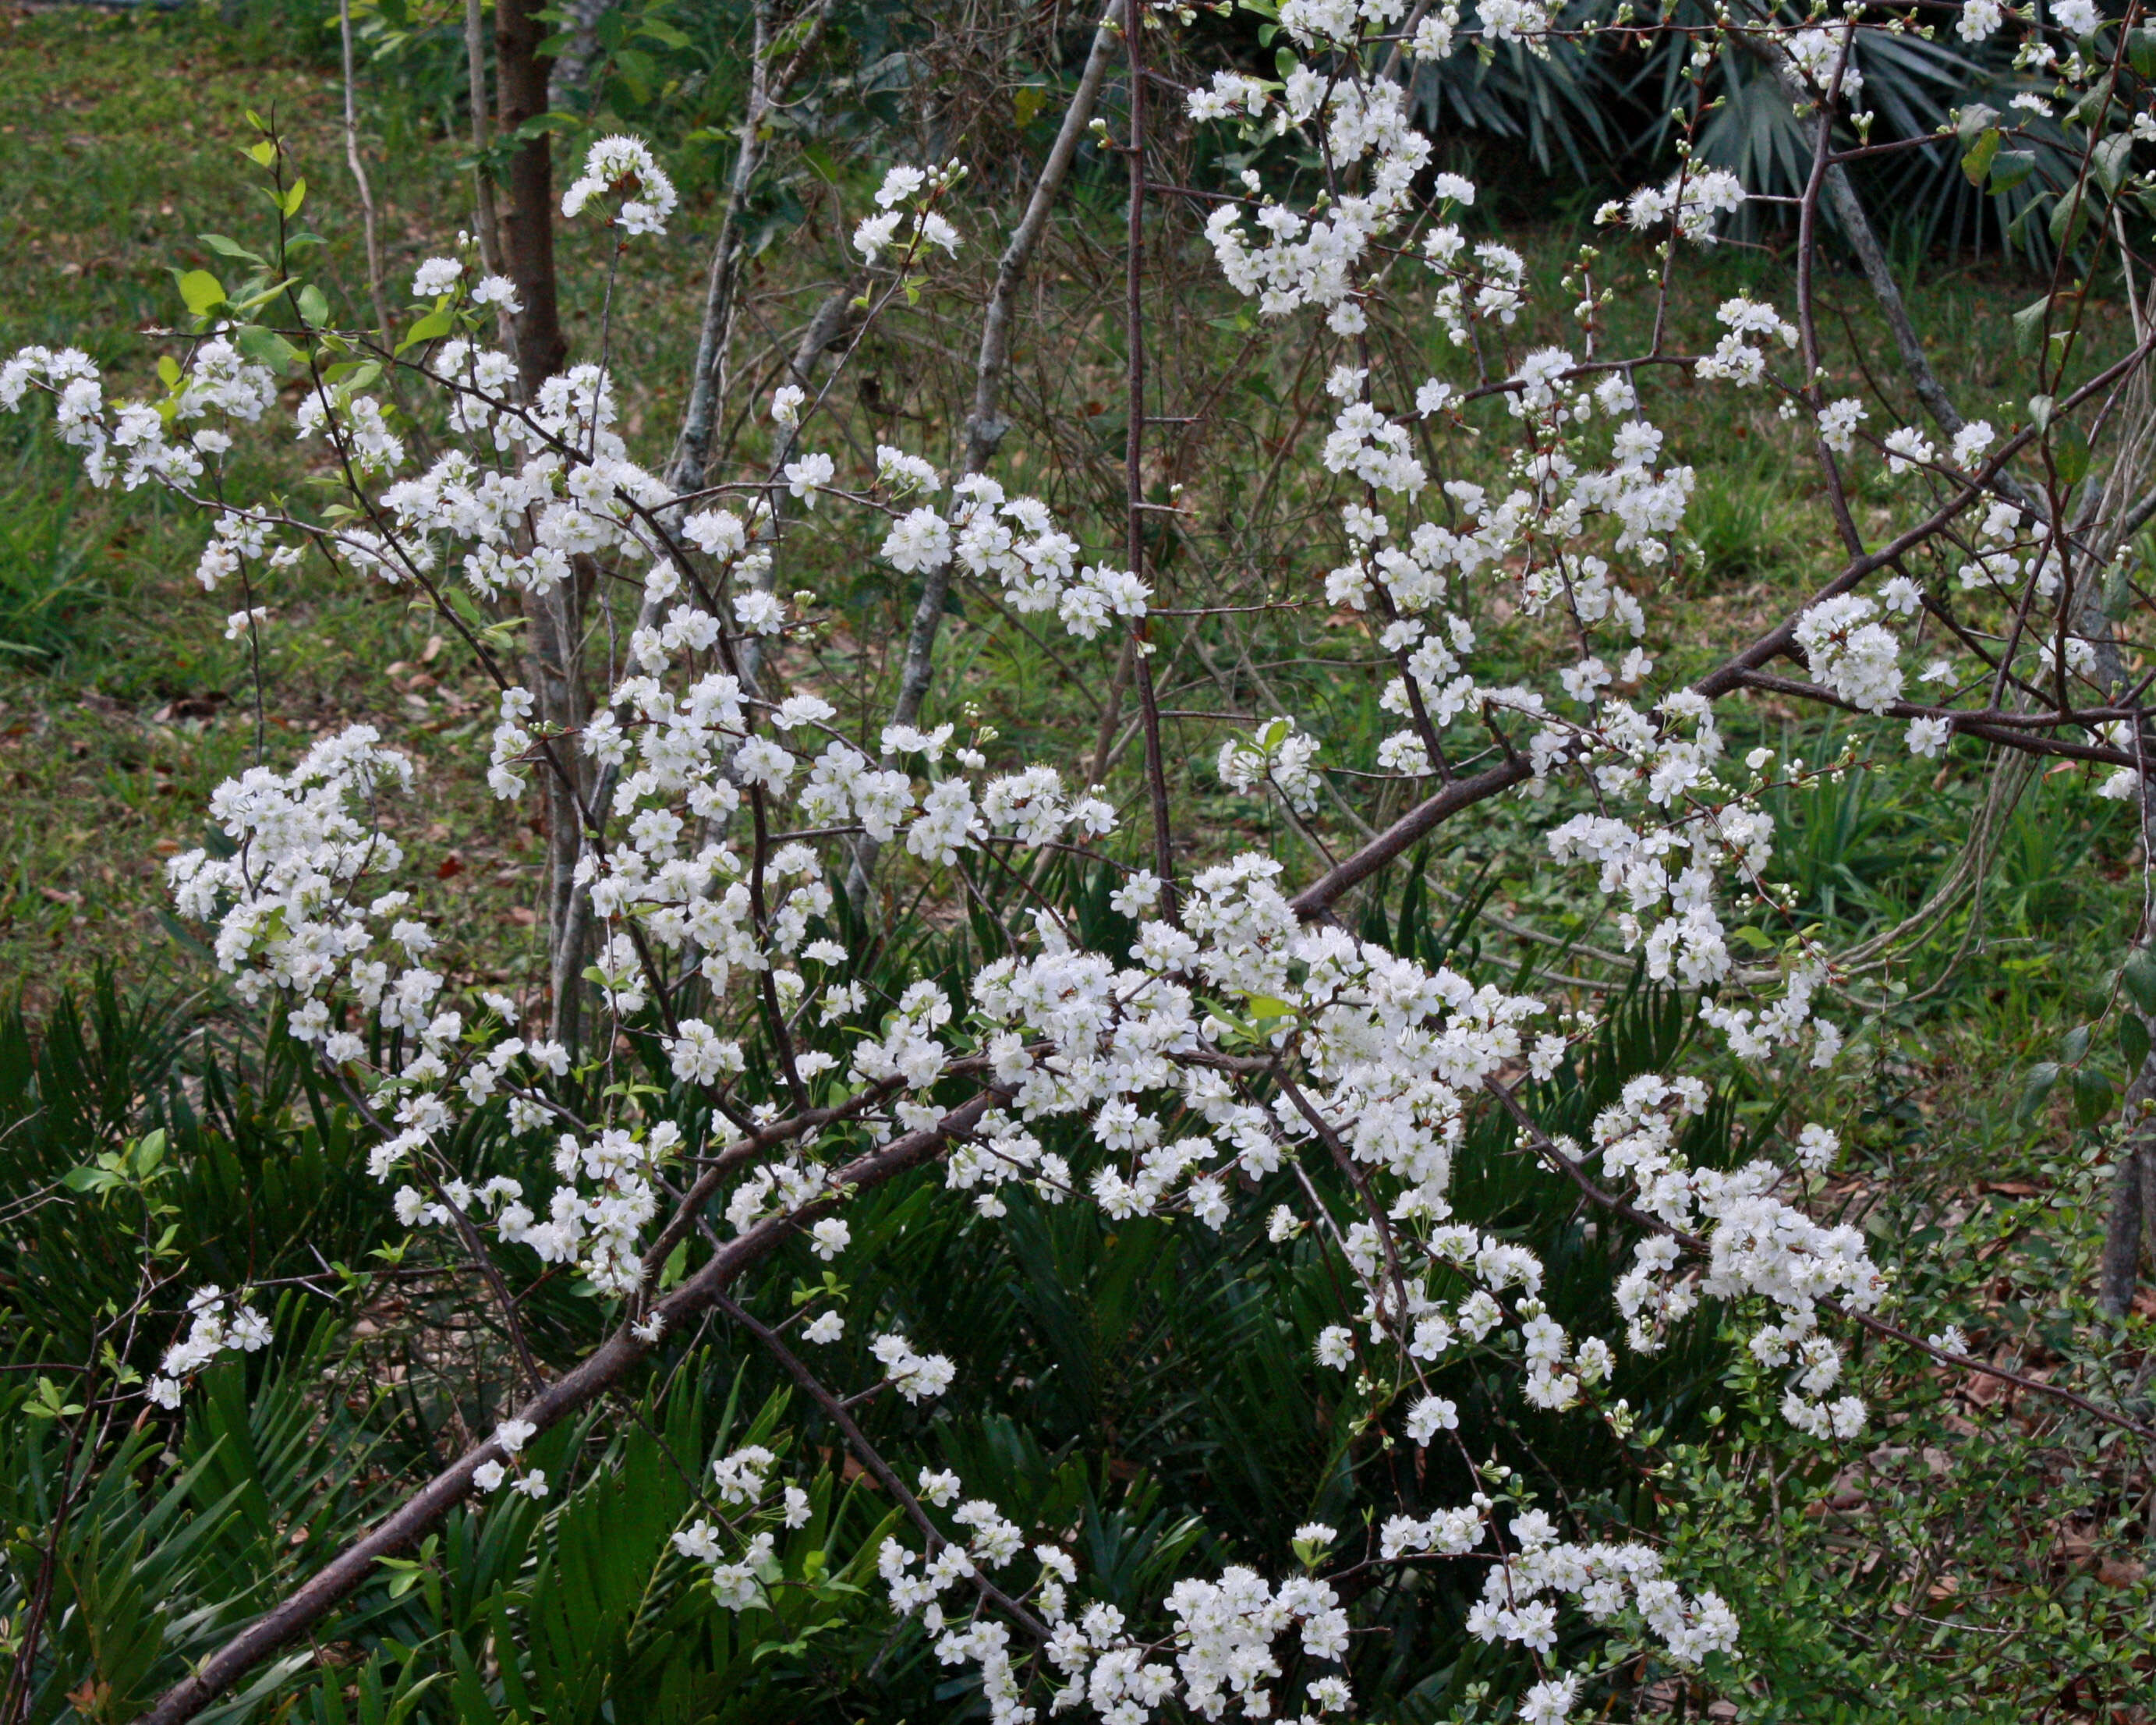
[[547, 0, 618, 109], [335, 0, 392, 345], [2066, 280, 2156, 1316], [463, 0, 515, 381], [664, 0, 778, 498], [487, 0, 579, 1039], [496, 0, 567, 396]]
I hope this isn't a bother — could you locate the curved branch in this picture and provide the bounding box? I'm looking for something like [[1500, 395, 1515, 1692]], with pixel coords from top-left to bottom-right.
[[133, 1089, 1000, 1725]]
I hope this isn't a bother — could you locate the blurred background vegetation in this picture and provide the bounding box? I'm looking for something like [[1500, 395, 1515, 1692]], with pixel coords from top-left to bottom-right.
[[1, 1, 2153, 1721]]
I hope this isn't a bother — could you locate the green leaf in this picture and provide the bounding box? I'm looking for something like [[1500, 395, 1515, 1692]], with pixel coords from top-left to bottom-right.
[[2049, 185, 2089, 251], [1988, 150, 2037, 192], [2062, 1023, 2092, 1064], [613, 47, 657, 101], [135, 1128, 166, 1172], [2015, 1061, 2061, 1124], [1014, 84, 1048, 129], [2095, 132, 2133, 197], [2119, 1011, 2149, 1073], [228, 278, 294, 316], [327, 358, 383, 397], [197, 232, 265, 264], [246, 139, 276, 168], [176, 268, 226, 315], [232, 324, 302, 372], [2123, 946, 2156, 1015], [2132, 27, 2156, 79], [2027, 391, 2055, 432], [2072, 73, 2116, 128], [296, 283, 330, 328], [2073, 1067, 2115, 1128], [510, 110, 576, 142], [394, 303, 456, 356], [441, 585, 487, 629], [1961, 127, 2000, 189], [156, 354, 182, 389], [2013, 299, 2052, 357], [2101, 560, 2138, 621], [282, 177, 307, 217], [2052, 417, 2091, 487], [27, 1376, 85, 1419]]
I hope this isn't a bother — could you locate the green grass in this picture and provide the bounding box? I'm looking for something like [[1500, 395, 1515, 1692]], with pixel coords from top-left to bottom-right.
[[0, 0, 2137, 1148], [0, 0, 2135, 1319], [0, 5, 572, 1008], [0, 0, 2128, 1115], [2, 9, 2154, 1720]]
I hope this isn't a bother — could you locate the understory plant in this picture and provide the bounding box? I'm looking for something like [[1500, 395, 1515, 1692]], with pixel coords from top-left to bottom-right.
[[5, 2, 2156, 1723]]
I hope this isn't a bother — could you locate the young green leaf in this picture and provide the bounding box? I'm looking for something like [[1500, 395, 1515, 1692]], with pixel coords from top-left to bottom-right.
[[2014, 1061, 2061, 1125], [176, 269, 226, 316]]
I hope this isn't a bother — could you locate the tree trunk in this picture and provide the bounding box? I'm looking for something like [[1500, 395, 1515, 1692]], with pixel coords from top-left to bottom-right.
[[492, 0, 579, 1042], [496, 0, 566, 395], [548, 0, 618, 108]]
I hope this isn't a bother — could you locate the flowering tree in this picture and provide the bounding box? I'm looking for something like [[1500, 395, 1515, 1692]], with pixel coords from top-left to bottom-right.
[[9, 1, 2156, 1720]]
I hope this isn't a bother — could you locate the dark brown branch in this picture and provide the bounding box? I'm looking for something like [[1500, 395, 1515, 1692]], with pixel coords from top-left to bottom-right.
[[712, 1293, 1053, 1640], [133, 1089, 1000, 1725]]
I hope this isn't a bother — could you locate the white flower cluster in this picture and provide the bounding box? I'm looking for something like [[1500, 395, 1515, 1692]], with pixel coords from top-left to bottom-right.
[[410, 253, 520, 314], [1196, 74, 1429, 332], [1463, 1509, 1739, 1669], [889, 1500, 1365, 1725], [473, 1418, 548, 1499], [1218, 717, 1324, 814], [926, 473, 1150, 639], [1793, 593, 1904, 713], [487, 1125, 679, 1293], [672, 1443, 814, 1608], [1588, 1075, 1884, 1433], [1785, 26, 1864, 102], [1695, 297, 1797, 387], [2, 339, 273, 495], [1184, 69, 1274, 124], [869, 1330, 957, 1403], [1817, 395, 1867, 453], [1603, 168, 1747, 245], [561, 134, 678, 236], [146, 1284, 271, 1408], [168, 725, 414, 1001], [854, 161, 965, 265]]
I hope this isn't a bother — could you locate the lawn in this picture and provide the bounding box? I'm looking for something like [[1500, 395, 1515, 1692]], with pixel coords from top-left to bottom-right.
[[3, 2, 2154, 1718]]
